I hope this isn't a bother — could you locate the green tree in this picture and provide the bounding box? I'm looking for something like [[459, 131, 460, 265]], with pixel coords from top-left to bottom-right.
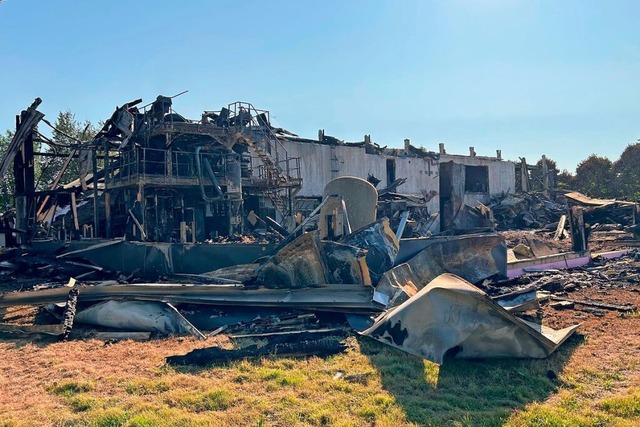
[[575, 155, 615, 198], [612, 142, 640, 200], [37, 111, 95, 190], [557, 169, 576, 190], [0, 130, 15, 209]]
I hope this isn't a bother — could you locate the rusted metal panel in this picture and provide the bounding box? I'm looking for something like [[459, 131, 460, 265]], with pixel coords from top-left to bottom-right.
[[257, 232, 371, 288], [564, 192, 622, 207], [321, 241, 371, 286], [257, 233, 327, 288]]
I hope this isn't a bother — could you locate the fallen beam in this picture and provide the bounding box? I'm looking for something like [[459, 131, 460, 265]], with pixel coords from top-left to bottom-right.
[[60, 287, 79, 340], [507, 251, 591, 278], [0, 323, 64, 336], [551, 297, 636, 313], [553, 215, 567, 240], [0, 283, 381, 312]]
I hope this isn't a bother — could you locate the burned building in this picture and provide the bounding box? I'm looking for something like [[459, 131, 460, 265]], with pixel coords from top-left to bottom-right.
[[95, 97, 302, 243], [2, 96, 302, 245], [277, 133, 515, 232], [1, 95, 515, 250]]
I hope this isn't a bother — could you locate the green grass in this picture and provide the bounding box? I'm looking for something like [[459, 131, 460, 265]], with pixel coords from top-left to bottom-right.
[[124, 379, 171, 395], [67, 396, 99, 413], [47, 380, 94, 397], [598, 391, 640, 418], [4, 332, 640, 426], [86, 407, 129, 427], [169, 389, 235, 412]]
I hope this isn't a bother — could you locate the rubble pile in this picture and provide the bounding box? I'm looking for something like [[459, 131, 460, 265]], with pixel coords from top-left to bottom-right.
[[489, 192, 566, 230], [1, 95, 640, 377], [0, 247, 115, 291], [377, 187, 439, 237], [4, 180, 640, 367], [488, 191, 640, 253], [0, 196, 579, 367], [491, 249, 640, 295], [205, 231, 283, 245], [501, 231, 569, 257]]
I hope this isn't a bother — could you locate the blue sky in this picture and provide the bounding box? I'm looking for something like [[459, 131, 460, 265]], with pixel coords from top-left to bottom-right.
[[1, 0, 639, 172]]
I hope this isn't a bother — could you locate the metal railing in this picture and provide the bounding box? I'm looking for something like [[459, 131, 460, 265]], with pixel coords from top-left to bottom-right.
[[105, 147, 227, 184], [226, 101, 298, 182], [105, 101, 301, 189], [253, 156, 301, 186]]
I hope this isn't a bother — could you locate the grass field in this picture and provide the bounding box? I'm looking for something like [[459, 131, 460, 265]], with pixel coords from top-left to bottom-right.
[[0, 288, 639, 426]]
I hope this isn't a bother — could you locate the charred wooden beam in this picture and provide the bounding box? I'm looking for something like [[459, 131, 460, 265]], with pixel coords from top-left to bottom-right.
[[60, 287, 79, 341]]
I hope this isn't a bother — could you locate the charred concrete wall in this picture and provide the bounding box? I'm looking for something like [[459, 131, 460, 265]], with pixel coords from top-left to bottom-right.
[[279, 139, 515, 214], [439, 153, 516, 206], [282, 139, 439, 204]]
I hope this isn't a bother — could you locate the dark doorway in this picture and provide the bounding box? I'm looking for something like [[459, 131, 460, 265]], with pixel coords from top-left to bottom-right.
[[464, 166, 489, 193], [386, 158, 396, 186], [439, 161, 465, 231]]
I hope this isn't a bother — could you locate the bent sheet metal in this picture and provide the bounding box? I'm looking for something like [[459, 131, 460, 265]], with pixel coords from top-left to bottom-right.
[[362, 273, 578, 365], [75, 300, 205, 338], [374, 234, 507, 307]]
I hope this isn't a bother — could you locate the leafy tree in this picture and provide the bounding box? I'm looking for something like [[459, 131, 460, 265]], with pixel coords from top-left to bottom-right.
[[557, 169, 576, 190], [37, 111, 95, 190], [612, 142, 640, 200], [575, 155, 615, 198], [0, 130, 15, 209]]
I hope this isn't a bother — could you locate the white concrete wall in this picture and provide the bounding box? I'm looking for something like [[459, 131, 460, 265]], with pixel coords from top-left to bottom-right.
[[440, 154, 516, 196], [281, 140, 334, 197], [277, 140, 515, 215], [281, 140, 442, 213]]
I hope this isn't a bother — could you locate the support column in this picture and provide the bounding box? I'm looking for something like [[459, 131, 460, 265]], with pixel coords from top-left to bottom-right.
[[569, 206, 587, 252], [13, 112, 35, 244], [104, 191, 111, 238], [542, 155, 549, 196], [92, 149, 99, 237]]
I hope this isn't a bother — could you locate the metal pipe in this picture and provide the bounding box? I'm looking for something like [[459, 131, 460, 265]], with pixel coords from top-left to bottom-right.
[[128, 209, 147, 241], [203, 158, 223, 198], [194, 146, 223, 202], [396, 211, 410, 240], [341, 197, 352, 235]]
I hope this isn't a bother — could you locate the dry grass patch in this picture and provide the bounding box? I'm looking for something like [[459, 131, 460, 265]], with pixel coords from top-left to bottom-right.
[[1, 286, 640, 426]]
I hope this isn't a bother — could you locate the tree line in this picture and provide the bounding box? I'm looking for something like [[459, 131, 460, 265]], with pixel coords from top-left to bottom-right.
[[532, 142, 640, 201]]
